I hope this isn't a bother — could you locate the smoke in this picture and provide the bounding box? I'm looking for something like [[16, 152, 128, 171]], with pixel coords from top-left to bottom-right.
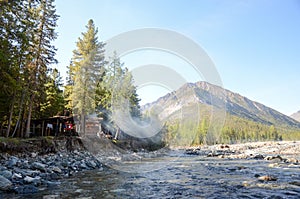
[[112, 98, 164, 139]]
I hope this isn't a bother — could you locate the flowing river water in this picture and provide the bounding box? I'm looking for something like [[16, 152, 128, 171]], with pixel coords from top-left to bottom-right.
[[4, 149, 300, 199]]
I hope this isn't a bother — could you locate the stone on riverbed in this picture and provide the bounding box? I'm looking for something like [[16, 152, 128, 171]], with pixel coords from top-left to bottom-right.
[[0, 170, 12, 179], [21, 169, 41, 177], [79, 162, 88, 169], [14, 185, 39, 194], [42, 194, 60, 199], [284, 158, 299, 164], [31, 162, 47, 172], [253, 154, 265, 159], [185, 148, 201, 155], [0, 175, 12, 191], [264, 155, 283, 161], [0, 137, 105, 195], [7, 156, 19, 168], [257, 175, 277, 181], [43, 180, 61, 186], [86, 160, 97, 168], [24, 176, 41, 185], [51, 166, 62, 174], [12, 173, 22, 179], [289, 181, 300, 187], [31, 152, 38, 158], [268, 163, 279, 168]]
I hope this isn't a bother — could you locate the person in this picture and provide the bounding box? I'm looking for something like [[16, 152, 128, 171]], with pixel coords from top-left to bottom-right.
[[65, 121, 73, 136], [46, 123, 53, 136]]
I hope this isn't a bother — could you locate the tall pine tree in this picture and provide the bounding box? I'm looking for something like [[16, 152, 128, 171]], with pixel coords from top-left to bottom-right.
[[0, 0, 60, 137], [40, 68, 64, 118], [67, 19, 106, 135], [24, 0, 59, 137], [0, 0, 35, 137], [96, 53, 141, 135]]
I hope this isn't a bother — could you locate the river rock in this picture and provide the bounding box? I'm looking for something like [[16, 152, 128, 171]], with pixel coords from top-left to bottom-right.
[[14, 185, 39, 194], [207, 151, 220, 157], [42, 194, 60, 199], [47, 172, 60, 181], [22, 169, 41, 177], [0, 138, 105, 196], [24, 176, 41, 184], [185, 148, 201, 155], [264, 155, 283, 161], [253, 154, 264, 159], [51, 166, 62, 174], [268, 163, 279, 168], [7, 156, 19, 168], [44, 180, 61, 187], [31, 162, 47, 172], [87, 160, 97, 168], [0, 170, 12, 179], [20, 160, 30, 169], [0, 175, 12, 191], [61, 161, 69, 168], [0, 165, 7, 171], [79, 162, 88, 170], [12, 173, 22, 179], [284, 158, 298, 164], [258, 175, 277, 181], [289, 181, 300, 186], [31, 152, 38, 158]]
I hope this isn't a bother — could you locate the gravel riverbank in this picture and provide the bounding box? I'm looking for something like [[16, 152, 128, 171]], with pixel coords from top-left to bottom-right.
[[0, 139, 299, 197], [184, 141, 300, 159], [0, 137, 103, 195]]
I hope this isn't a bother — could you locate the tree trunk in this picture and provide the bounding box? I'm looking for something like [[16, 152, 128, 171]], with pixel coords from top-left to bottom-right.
[[81, 111, 86, 136], [6, 93, 16, 137], [25, 94, 34, 138], [24, 3, 45, 138], [0, 124, 3, 137], [12, 91, 25, 137], [19, 102, 28, 138]]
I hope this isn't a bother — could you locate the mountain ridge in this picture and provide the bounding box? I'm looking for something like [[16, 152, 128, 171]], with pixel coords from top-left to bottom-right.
[[143, 81, 300, 129], [291, 110, 300, 122]]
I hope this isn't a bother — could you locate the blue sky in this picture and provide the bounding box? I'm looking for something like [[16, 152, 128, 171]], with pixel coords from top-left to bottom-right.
[[53, 0, 300, 115]]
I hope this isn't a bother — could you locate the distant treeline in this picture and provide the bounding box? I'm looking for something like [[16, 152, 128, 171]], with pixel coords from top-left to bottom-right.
[[164, 114, 300, 146]]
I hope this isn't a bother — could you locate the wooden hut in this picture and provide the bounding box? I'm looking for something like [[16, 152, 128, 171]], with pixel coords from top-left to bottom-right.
[[30, 116, 74, 137]]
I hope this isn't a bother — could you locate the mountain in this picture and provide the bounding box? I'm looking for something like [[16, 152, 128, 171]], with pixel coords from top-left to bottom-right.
[[291, 111, 300, 122], [143, 81, 300, 129]]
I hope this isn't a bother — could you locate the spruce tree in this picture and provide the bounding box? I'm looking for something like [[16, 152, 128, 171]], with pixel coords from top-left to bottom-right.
[[0, 0, 34, 137], [40, 68, 64, 118], [68, 19, 106, 135], [96, 54, 141, 136], [0, 0, 60, 137], [24, 0, 59, 137]]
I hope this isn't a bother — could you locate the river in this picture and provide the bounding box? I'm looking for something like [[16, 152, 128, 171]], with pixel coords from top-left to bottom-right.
[[4, 149, 300, 199]]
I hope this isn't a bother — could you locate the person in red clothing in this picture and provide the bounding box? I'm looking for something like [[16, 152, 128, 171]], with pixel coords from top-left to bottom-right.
[[65, 121, 73, 136]]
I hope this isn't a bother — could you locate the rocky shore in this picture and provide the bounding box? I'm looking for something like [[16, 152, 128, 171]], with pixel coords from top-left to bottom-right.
[[185, 141, 300, 185], [0, 137, 103, 195], [1, 139, 300, 197], [184, 141, 300, 160]]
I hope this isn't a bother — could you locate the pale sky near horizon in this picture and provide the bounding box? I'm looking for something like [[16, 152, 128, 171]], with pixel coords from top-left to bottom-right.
[[53, 0, 300, 116]]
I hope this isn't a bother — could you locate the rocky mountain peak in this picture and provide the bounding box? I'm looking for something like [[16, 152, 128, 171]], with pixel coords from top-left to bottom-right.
[[142, 81, 300, 129], [291, 110, 300, 122]]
